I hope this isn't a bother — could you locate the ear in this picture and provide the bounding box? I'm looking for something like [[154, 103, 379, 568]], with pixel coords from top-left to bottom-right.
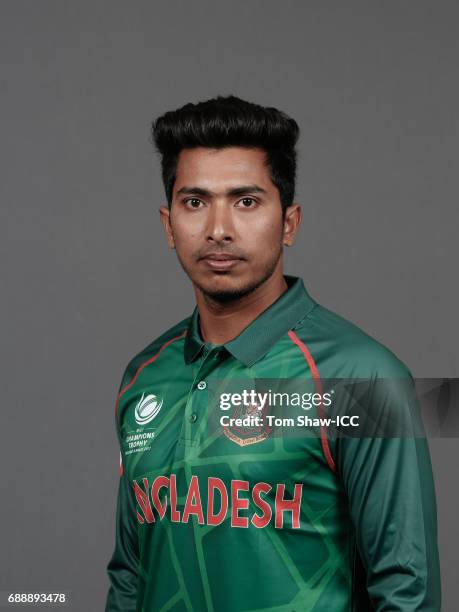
[[282, 203, 302, 247], [159, 205, 175, 249]]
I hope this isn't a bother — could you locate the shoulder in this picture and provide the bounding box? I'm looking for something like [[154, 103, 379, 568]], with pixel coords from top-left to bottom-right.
[[296, 301, 413, 379], [118, 315, 190, 390]]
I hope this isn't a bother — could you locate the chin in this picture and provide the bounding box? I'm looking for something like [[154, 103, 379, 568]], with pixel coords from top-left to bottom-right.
[[196, 274, 264, 302], [201, 278, 243, 299]]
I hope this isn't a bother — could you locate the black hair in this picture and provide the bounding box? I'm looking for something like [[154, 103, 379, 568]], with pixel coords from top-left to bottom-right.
[[151, 95, 299, 212]]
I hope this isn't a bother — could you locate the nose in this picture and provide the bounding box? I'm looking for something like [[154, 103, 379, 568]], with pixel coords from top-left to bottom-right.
[[205, 202, 235, 243]]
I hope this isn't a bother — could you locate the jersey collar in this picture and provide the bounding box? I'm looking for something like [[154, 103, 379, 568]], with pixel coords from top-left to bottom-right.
[[184, 275, 316, 367]]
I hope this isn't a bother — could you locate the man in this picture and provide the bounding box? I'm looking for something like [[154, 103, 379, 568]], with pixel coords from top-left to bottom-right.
[[105, 96, 441, 611]]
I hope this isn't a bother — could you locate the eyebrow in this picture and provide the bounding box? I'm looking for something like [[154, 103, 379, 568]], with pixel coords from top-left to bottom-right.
[[175, 184, 267, 198]]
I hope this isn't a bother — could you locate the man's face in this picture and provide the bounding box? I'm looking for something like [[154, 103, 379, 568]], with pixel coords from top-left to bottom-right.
[[160, 146, 300, 301]]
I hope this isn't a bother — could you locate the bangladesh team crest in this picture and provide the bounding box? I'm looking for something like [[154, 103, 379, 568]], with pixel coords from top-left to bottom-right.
[[222, 399, 273, 447]]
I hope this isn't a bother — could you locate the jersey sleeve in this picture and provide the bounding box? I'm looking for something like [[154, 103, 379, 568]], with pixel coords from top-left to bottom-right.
[[105, 462, 140, 612], [333, 375, 441, 611], [105, 370, 140, 612]]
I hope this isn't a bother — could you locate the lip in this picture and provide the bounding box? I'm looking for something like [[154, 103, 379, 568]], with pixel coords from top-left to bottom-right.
[[200, 254, 243, 270]]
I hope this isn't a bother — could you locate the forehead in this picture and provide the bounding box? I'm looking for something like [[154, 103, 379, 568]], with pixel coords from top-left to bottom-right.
[[174, 147, 275, 193]]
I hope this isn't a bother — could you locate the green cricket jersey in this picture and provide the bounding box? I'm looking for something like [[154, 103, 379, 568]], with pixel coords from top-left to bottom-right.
[[105, 276, 441, 611]]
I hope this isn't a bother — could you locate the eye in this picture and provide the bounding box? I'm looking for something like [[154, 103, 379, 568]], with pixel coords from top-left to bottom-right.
[[236, 197, 257, 209], [184, 198, 204, 209]]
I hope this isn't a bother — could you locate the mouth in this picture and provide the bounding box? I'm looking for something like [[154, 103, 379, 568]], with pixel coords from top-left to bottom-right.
[[199, 254, 244, 271]]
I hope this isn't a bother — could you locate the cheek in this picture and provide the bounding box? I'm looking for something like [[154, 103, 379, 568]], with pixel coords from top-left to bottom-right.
[[172, 219, 202, 257], [237, 215, 282, 241]]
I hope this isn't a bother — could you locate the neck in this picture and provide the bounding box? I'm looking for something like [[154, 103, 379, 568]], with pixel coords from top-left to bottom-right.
[[194, 266, 288, 345]]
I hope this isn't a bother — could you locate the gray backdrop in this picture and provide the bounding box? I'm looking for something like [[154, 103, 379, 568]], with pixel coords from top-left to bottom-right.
[[1, 1, 457, 610]]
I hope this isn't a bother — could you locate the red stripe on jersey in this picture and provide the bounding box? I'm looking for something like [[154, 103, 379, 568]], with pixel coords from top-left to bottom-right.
[[115, 330, 187, 421], [287, 330, 336, 473]]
